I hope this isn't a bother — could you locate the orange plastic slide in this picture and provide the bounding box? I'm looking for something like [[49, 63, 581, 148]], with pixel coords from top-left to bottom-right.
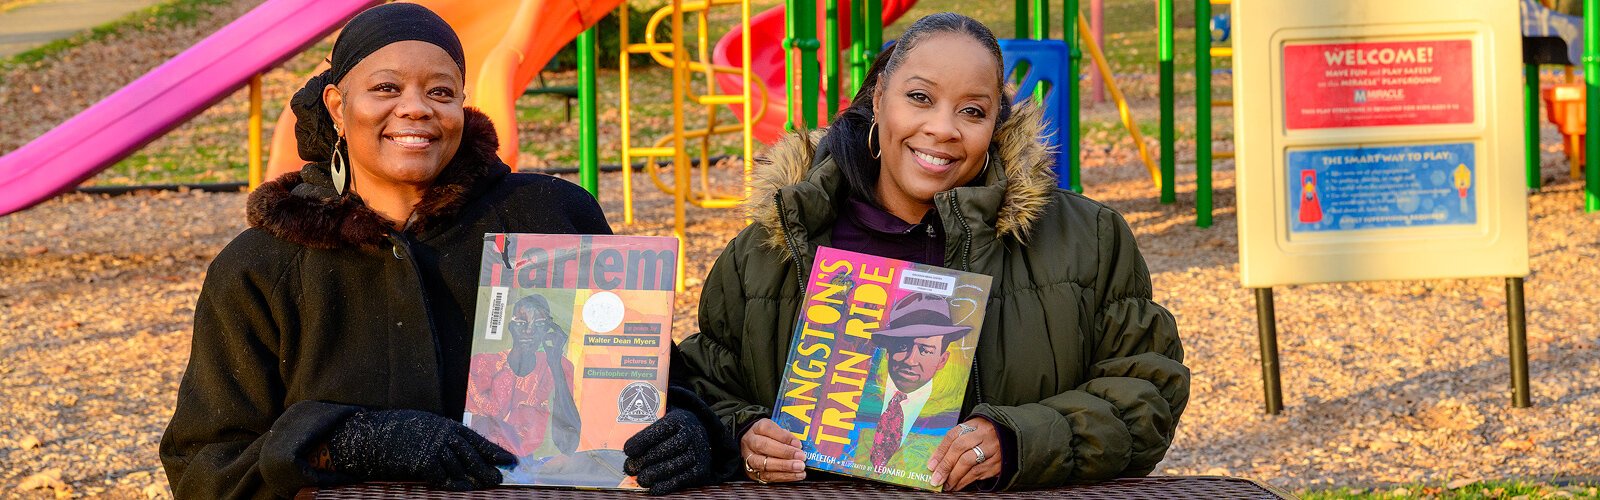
[[265, 0, 622, 180]]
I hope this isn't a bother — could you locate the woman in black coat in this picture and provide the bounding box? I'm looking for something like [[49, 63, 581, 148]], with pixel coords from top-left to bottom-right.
[[159, 4, 732, 498]]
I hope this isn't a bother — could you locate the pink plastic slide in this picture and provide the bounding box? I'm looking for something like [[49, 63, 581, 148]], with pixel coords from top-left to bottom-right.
[[712, 0, 919, 144], [0, 0, 379, 217], [1, 0, 622, 217]]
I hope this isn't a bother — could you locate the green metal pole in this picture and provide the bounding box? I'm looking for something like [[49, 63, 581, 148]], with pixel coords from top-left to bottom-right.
[[1015, 0, 1029, 38], [577, 26, 599, 197], [1195, 0, 1213, 227], [1587, 0, 1599, 211], [824, 0, 840, 119], [1065, 0, 1082, 192], [863, 0, 881, 74], [1030, 0, 1049, 38], [787, 0, 820, 130], [1159, 0, 1175, 204], [1029, 0, 1049, 118], [850, 0, 867, 93], [1526, 64, 1542, 190]]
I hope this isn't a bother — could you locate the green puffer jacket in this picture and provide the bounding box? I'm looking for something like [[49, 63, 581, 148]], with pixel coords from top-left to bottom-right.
[[676, 103, 1189, 490]]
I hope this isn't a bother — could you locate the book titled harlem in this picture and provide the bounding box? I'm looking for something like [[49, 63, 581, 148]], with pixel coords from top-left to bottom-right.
[[463, 234, 677, 489], [772, 246, 993, 491]]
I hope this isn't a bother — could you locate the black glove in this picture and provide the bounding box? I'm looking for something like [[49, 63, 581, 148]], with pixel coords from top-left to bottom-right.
[[326, 408, 516, 491], [623, 386, 739, 495]]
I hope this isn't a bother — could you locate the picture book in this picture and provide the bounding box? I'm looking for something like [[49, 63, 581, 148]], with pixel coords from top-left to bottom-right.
[[463, 234, 678, 489], [770, 246, 993, 491]]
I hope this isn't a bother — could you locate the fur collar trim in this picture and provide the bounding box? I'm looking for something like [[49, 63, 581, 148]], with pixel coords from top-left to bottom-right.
[[246, 107, 507, 249], [746, 101, 1057, 255]]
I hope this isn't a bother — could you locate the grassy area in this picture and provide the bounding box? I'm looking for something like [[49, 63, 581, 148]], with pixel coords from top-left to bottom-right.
[[1299, 480, 1599, 499], [0, 0, 230, 73]]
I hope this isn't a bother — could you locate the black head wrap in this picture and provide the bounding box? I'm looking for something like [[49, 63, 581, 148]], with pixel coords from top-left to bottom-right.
[[289, 3, 467, 161]]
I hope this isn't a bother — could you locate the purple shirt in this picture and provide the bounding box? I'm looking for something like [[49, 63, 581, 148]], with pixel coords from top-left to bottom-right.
[[830, 197, 945, 267]]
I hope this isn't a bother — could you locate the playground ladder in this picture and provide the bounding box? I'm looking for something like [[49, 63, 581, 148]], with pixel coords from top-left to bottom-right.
[[618, 0, 755, 291]]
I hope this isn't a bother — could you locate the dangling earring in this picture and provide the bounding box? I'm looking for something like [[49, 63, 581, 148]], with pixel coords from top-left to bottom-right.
[[867, 120, 881, 159], [330, 130, 350, 196]]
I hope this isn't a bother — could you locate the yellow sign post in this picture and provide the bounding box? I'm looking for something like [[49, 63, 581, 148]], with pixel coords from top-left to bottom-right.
[[1232, 0, 1530, 413]]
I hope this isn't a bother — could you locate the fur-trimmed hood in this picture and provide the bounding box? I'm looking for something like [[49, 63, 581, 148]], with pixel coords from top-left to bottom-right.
[[246, 107, 508, 249], [746, 101, 1057, 255]]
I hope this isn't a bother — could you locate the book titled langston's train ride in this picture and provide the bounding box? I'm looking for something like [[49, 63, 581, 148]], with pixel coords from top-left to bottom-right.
[[772, 246, 993, 491], [463, 234, 677, 489]]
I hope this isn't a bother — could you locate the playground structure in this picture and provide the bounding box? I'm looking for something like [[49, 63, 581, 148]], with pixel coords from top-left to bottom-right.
[[616, 0, 757, 290], [10, 0, 1595, 224], [262, 0, 627, 184], [0, 0, 1169, 223], [0, 0, 627, 217], [0, 0, 375, 217]]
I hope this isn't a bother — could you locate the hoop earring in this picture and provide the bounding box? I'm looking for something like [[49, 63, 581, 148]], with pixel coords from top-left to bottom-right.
[[330, 134, 350, 196], [868, 120, 881, 159]]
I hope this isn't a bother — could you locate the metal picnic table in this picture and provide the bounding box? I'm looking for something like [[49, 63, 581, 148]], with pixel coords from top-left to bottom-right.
[[297, 476, 1295, 499]]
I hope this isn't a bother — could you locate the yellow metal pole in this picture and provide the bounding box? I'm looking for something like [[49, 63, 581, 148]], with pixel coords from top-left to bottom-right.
[[671, 0, 690, 292], [619, 3, 635, 224], [697, 7, 715, 202], [1078, 14, 1161, 187], [741, 0, 753, 215], [248, 74, 263, 190]]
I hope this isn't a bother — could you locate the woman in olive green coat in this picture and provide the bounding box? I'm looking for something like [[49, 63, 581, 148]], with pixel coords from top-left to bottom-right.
[[676, 13, 1188, 491]]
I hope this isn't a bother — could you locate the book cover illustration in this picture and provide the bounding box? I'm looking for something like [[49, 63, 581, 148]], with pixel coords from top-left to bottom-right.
[[464, 234, 677, 489], [771, 246, 993, 491]]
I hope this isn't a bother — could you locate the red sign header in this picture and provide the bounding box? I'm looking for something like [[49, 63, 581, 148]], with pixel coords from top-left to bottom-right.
[[1283, 39, 1474, 130]]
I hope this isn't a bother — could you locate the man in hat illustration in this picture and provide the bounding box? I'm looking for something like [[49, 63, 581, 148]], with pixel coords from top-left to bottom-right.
[[853, 292, 972, 477]]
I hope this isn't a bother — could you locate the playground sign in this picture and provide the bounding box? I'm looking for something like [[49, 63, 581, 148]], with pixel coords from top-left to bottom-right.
[[1232, 0, 1528, 287], [1230, 0, 1534, 414], [1286, 142, 1477, 233]]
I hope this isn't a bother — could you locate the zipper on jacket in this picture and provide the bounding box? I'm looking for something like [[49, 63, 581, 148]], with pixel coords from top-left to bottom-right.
[[946, 191, 984, 406], [774, 193, 809, 298]]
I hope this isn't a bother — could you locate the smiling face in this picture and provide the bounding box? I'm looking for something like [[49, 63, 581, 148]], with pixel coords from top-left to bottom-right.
[[324, 40, 465, 195], [870, 32, 1001, 223]]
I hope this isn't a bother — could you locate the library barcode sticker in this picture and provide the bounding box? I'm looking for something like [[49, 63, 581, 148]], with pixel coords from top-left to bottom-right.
[[485, 286, 509, 340], [898, 270, 957, 297]]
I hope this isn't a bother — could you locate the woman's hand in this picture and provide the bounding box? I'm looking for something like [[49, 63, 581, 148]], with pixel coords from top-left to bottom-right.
[[623, 386, 739, 495], [739, 418, 807, 483], [327, 408, 516, 490], [927, 418, 1002, 491]]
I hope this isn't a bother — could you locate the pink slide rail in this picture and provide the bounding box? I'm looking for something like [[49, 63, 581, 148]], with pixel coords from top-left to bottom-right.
[[0, 0, 379, 217], [712, 0, 918, 144]]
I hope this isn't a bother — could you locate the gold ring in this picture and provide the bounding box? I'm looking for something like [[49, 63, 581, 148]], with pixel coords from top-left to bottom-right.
[[744, 454, 756, 473], [762, 455, 770, 471], [754, 470, 769, 484]]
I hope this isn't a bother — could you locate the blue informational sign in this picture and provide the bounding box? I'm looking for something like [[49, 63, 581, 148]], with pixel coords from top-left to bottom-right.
[[1287, 143, 1476, 233]]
